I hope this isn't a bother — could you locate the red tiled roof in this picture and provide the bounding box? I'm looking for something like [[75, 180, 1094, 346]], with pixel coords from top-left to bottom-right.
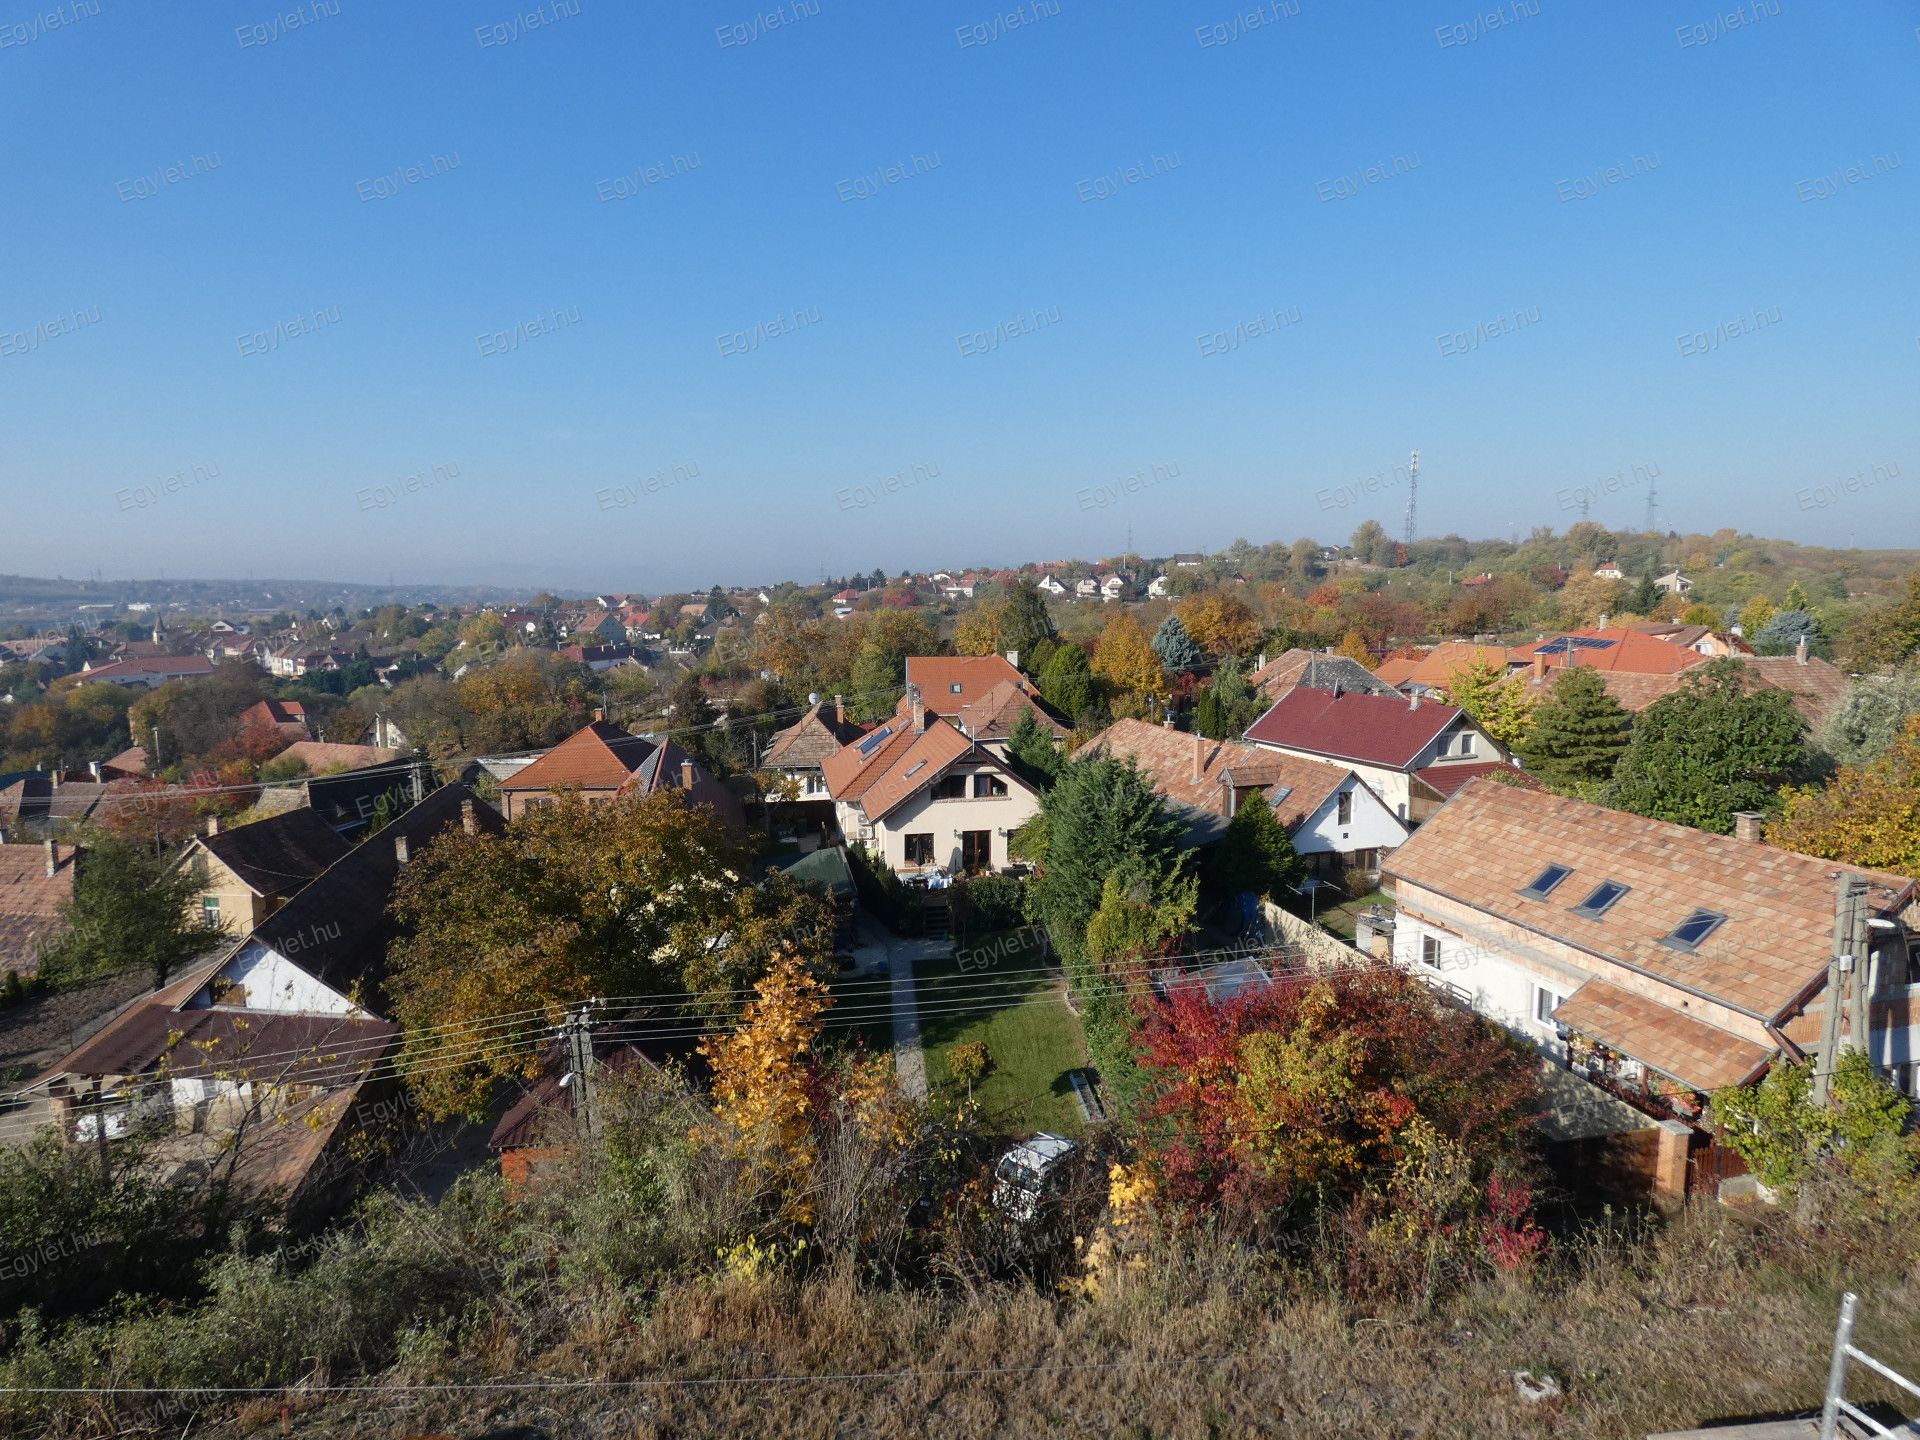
[[80, 655, 216, 680], [1517, 628, 1711, 676], [905, 656, 1025, 715], [1245, 688, 1462, 769], [0, 842, 78, 980], [860, 722, 978, 823], [498, 720, 656, 793], [953, 678, 1066, 742], [1373, 642, 1521, 692]]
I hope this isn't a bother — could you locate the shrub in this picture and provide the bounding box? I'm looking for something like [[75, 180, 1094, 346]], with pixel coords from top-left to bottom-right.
[[954, 874, 1024, 935]]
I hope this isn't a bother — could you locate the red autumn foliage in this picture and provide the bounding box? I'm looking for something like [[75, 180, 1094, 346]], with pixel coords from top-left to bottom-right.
[[1132, 961, 1540, 1228]]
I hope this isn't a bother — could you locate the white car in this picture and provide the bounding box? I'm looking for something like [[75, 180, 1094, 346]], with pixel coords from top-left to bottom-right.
[[992, 1132, 1077, 1221]]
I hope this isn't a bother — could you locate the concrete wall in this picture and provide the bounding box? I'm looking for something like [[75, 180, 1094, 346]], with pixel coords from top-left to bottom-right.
[[1260, 901, 1370, 972]]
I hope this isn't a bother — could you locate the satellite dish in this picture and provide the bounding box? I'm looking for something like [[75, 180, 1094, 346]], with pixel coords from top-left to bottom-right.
[[808, 691, 821, 705]]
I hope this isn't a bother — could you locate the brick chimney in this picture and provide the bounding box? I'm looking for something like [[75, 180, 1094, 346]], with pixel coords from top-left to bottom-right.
[[44, 840, 57, 878], [680, 758, 696, 790], [1192, 731, 1205, 781], [1732, 811, 1764, 843], [592, 707, 605, 723], [1795, 634, 1808, 666], [393, 834, 410, 865], [833, 694, 844, 726], [461, 799, 477, 835], [1530, 650, 1547, 685], [908, 683, 925, 733]]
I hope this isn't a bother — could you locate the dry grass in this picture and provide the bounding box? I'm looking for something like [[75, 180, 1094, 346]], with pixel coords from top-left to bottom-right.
[[161, 1203, 1919, 1440]]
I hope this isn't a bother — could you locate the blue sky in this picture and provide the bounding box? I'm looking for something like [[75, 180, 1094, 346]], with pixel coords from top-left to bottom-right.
[[2, 0, 1915, 592]]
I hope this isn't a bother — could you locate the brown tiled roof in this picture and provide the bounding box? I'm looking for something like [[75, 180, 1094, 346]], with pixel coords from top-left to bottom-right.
[[1245, 689, 1462, 769], [1412, 761, 1537, 799], [953, 679, 1066, 742], [59, 1003, 396, 1089], [193, 809, 352, 899], [820, 698, 918, 803], [278, 741, 402, 775], [1384, 779, 1914, 1022], [0, 842, 78, 979], [497, 720, 655, 794], [761, 703, 867, 770], [100, 745, 150, 777], [904, 656, 1025, 715], [1552, 979, 1772, 1091], [1745, 655, 1850, 730], [1074, 718, 1350, 831], [618, 739, 747, 834], [79, 655, 216, 681]]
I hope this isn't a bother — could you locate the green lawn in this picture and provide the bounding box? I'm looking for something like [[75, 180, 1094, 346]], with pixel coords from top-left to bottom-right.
[[1316, 887, 1389, 942], [824, 964, 895, 1062], [916, 931, 1089, 1138]]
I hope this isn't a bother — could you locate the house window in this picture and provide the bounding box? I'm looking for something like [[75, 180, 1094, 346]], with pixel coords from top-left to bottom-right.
[[1570, 880, 1629, 919], [1518, 864, 1572, 901], [1534, 986, 1568, 1026], [1456, 732, 1476, 757], [202, 896, 220, 926], [950, 682, 963, 694], [1663, 909, 1726, 951], [1420, 935, 1442, 969], [961, 830, 993, 872], [972, 772, 1007, 799], [1336, 790, 1352, 825], [904, 833, 935, 866], [931, 774, 968, 801]]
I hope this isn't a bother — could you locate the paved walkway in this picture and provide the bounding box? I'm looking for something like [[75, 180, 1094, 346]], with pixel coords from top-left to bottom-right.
[[851, 918, 949, 1101]]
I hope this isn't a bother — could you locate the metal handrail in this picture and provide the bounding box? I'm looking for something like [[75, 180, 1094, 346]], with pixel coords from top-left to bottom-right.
[[1820, 1291, 1920, 1440]]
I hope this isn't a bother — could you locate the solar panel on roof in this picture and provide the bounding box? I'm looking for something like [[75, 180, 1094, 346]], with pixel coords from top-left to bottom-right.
[[1537, 635, 1617, 656], [857, 725, 892, 756]]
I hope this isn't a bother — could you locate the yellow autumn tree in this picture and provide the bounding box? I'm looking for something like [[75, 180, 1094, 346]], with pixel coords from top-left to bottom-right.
[[1176, 590, 1262, 659], [1768, 716, 1920, 880], [701, 948, 831, 1213], [953, 603, 1004, 657], [1091, 611, 1166, 706]]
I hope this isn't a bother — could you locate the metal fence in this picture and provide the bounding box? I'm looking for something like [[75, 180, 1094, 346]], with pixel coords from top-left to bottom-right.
[[1820, 1291, 1920, 1439]]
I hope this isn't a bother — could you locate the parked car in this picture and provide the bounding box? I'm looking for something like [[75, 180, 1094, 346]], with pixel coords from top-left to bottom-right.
[[992, 1132, 1077, 1221]]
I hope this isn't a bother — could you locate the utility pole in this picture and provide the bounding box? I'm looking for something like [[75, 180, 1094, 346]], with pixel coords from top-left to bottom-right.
[[559, 1001, 602, 1138], [1814, 876, 1867, 1102], [1644, 478, 1659, 535], [1403, 448, 1420, 548], [1846, 880, 1871, 1060]]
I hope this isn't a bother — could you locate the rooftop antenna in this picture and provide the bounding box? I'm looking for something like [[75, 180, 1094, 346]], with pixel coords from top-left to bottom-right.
[[1577, 491, 1591, 522], [1402, 448, 1420, 547]]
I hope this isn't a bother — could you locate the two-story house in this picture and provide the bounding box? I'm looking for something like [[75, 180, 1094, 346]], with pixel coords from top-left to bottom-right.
[[1383, 781, 1920, 1124], [760, 698, 867, 803], [1242, 686, 1515, 825], [1075, 719, 1408, 877], [177, 809, 352, 935], [822, 688, 1041, 875], [494, 717, 745, 833]]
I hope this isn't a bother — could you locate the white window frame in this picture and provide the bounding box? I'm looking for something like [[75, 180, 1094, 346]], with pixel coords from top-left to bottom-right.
[[1420, 934, 1442, 969]]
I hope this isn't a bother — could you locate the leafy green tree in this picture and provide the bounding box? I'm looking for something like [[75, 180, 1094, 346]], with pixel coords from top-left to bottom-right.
[[1038, 644, 1099, 725], [1847, 573, 1920, 670], [1206, 791, 1302, 903], [1516, 665, 1631, 796], [1820, 665, 1920, 767], [46, 838, 226, 990], [1151, 614, 1207, 675], [1081, 865, 1198, 1114], [1606, 658, 1808, 832], [1440, 659, 1534, 750], [1710, 1049, 1915, 1197], [1193, 658, 1265, 740]]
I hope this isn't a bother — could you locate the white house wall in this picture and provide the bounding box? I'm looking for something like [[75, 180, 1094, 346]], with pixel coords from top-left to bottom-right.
[[191, 940, 365, 1017], [871, 780, 1039, 873], [1294, 780, 1406, 858]]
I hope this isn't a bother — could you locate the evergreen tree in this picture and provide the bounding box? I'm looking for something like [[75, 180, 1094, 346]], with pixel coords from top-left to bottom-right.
[[1194, 657, 1264, 740], [1753, 608, 1828, 658], [1006, 707, 1064, 789], [1151, 613, 1207, 675], [1607, 658, 1809, 832], [998, 578, 1058, 664], [1516, 665, 1631, 796], [1628, 571, 1660, 616], [1207, 790, 1303, 903], [1038, 644, 1099, 725]]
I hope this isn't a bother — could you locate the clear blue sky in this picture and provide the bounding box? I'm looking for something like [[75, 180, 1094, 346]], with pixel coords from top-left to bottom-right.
[[2, 0, 1915, 592]]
